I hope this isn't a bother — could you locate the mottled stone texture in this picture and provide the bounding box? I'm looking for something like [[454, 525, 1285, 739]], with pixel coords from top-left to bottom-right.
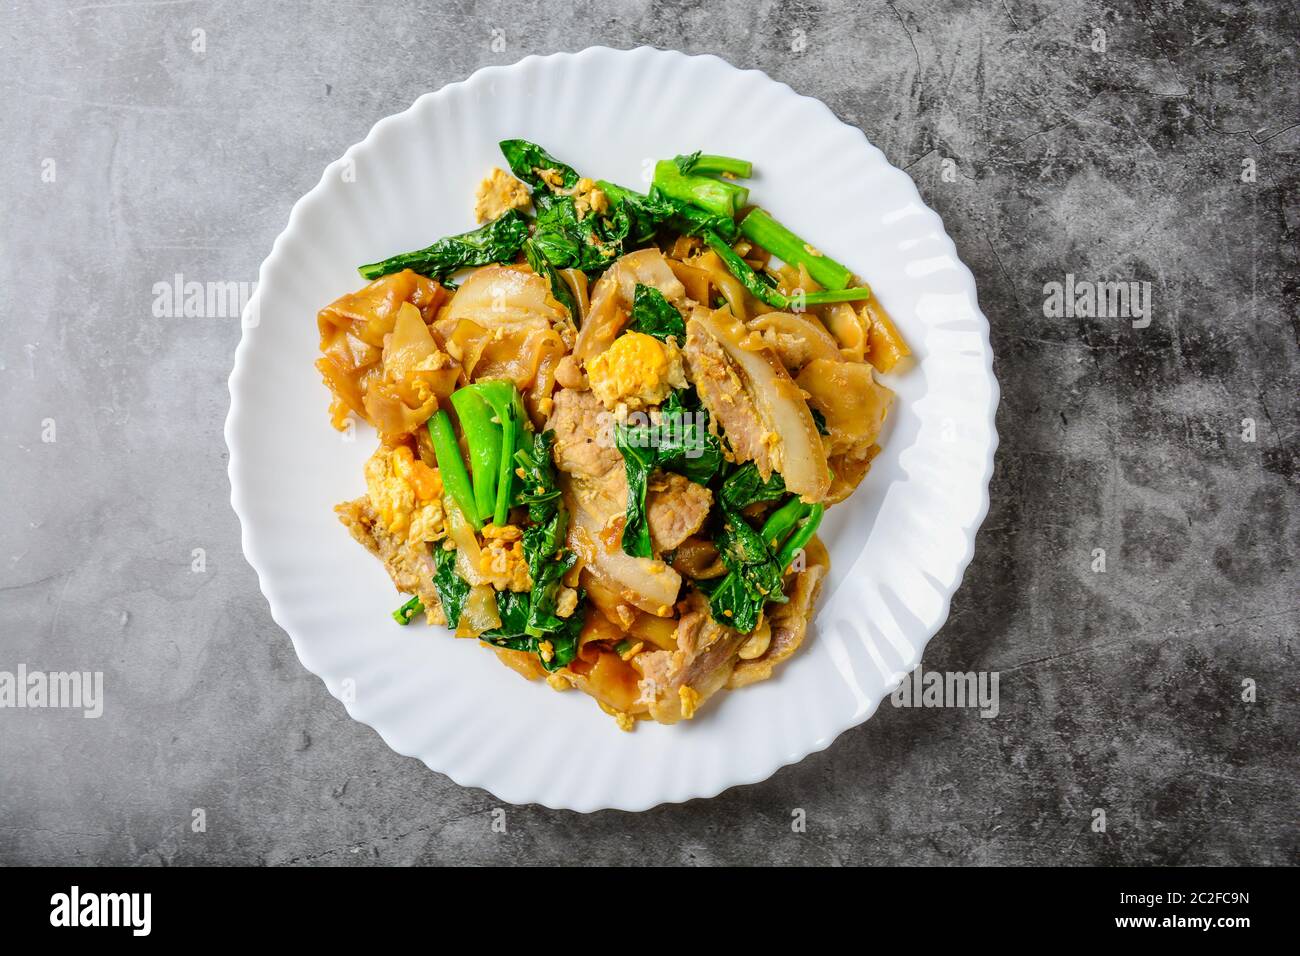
[[0, 0, 1295, 865]]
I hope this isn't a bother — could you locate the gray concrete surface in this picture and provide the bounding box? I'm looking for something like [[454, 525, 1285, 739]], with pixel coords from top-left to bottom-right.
[[1, 0, 1296, 865]]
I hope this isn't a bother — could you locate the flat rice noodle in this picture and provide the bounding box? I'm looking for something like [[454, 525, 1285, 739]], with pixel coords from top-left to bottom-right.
[[565, 649, 645, 714], [795, 358, 893, 456], [824, 303, 868, 363], [748, 311, 843, 371], [693, 249, 747, 320], [667, 258, 712, 305], [316, 270, 449, 430]]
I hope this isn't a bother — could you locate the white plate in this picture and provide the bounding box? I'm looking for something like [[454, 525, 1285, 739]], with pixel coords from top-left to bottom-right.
[[226, 46, 998, 812]]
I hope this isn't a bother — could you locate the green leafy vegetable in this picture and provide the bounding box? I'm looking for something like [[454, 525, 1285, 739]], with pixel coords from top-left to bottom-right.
[[598, 181, 679, 246], [629, 283, 686, 342], [432, 382, 530, 530], [615, 390, 723, 558], [719, 462, 787, 511], [485, 590, 532, 638], [483, 607, 583, 673], [499, 140, 627, 277], [357, 209, 530, 282], [673, 151, 702, 175], [810, 407, 830, 436], [513, 430, 563, 523], [431, 546, 470, 629], [705, 493, 822, 634], [392, 595, 424, 626], [524, 526, 577, 636], [707, 506, 787, 633], [655, 390, 724, 485], [523, 237, 578, 320], [616, 434, 655, 558], [702, 230, 789, 308], [531, 189, 622, 274], [499, 139, 581, 191], [776, 504, 824, 569], [480, 509, 583, 671]]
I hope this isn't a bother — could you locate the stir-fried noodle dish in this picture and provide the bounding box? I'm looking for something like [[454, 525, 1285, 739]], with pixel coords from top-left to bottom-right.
[[315, 141, 911, 729]]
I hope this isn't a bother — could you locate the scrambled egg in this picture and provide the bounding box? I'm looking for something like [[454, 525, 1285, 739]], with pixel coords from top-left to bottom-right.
[[479, 523, 532, 592], [586, 331, 687, 412], [678, 684, 702, 720], [365, 446, 445, 543], [570, 177, 608, 220], [474, 167, 531, 223], [536, 169, 608, 220], [555, 586, 579, 619]]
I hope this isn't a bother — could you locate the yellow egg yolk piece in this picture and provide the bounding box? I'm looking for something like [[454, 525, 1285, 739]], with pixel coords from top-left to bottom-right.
[[586, 331, 686, 411]]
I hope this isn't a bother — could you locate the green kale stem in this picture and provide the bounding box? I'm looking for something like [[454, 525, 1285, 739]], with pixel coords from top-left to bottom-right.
[[428, 410, 481, 531], [776, 504, 825, 570], [449, 389, 501, 522], [683, 154, 753, 178], [468, 381, 528, 527], [761, 497, 812, 550], [739, 208, 852, 291], [392, 595, 424, 625], [703, 231, 873, 310], [702, 231, 789, 308], [800, 287, 873, 305], [653, 160, 749, 218]]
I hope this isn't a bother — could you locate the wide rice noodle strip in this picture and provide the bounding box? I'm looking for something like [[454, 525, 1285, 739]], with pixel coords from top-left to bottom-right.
[[559, 268, 590, 326], [825, 443, 881, 504], [317, 268, 445, 350], [565, 648, 646, 714], [688, 306, 830, 501], [627, 612, 677, 651], [315, 269, 448, 430], [862, 298, 911, 373], [579, 569, 639, 631], [693, 250, 747, 321], [431, 264, 571, 421], [457, 584, 501, 638], [360, 302, 460, 440], [445, 503, 487, 585], [578, 606, 625, 650], [495, 648, 547, 680], [748, 311, 843, 372], [795, 358, 893, 456], [667, 258, 711, 305], [824, 303, 868, 363]]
